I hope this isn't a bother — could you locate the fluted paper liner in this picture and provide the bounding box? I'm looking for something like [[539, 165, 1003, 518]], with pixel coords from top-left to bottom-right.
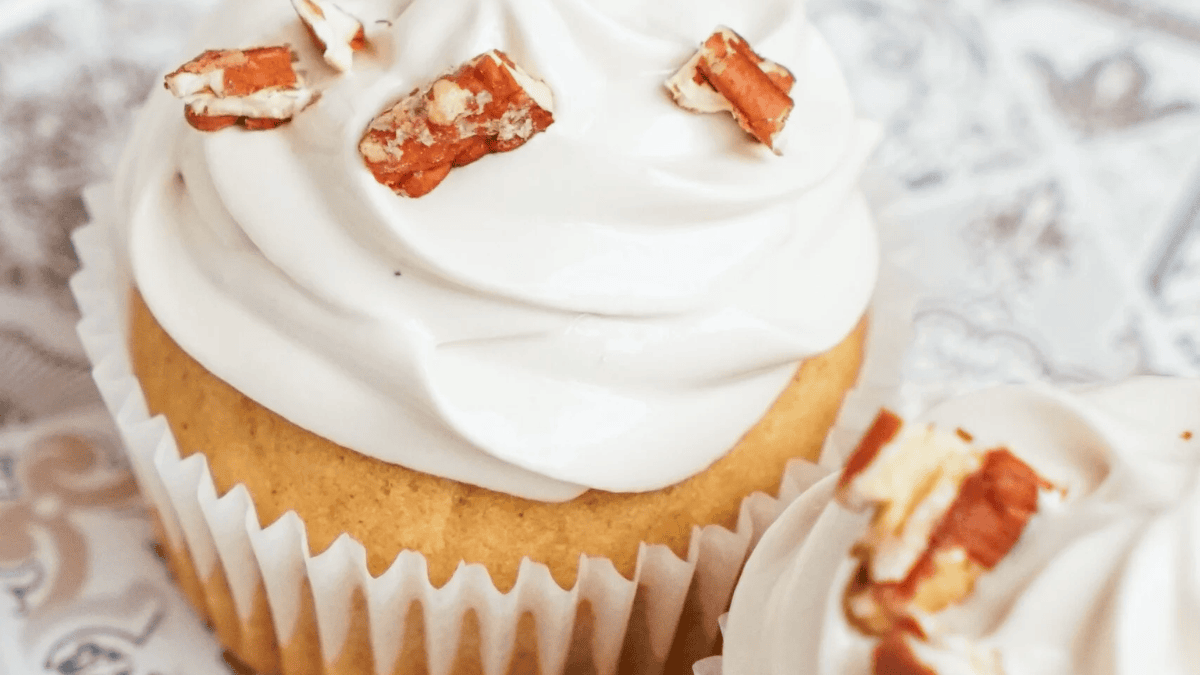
[[71, 185, 912, 675]]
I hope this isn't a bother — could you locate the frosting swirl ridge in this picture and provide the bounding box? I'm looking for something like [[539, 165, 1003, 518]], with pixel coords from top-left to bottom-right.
[[117, 0, 879, 500]]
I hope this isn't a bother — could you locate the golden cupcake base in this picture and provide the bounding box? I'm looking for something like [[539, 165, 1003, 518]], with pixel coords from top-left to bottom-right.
[[131, 291, 866, 592]]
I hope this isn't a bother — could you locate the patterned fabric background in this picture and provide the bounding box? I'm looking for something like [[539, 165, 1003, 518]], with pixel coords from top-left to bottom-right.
[[1, 0, 1198, 672]]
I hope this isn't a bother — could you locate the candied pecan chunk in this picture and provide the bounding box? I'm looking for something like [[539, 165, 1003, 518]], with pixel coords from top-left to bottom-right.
[[837, 416, 1051, 634], [666, 27, 795, 152], [164, 46, 316, 131], [359, 50, 555, 198]]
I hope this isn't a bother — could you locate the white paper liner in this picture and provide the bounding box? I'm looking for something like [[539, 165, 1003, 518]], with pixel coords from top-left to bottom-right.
[[71, 184, 913, 675]]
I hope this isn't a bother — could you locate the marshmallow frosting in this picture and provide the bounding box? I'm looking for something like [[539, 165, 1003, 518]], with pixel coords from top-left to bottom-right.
[[115, 0, 879, 501], [723, 378, 1200, 674]]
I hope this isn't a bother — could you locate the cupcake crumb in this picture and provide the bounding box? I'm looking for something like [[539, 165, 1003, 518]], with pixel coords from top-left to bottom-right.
[[1183, 431, 1193, 441]]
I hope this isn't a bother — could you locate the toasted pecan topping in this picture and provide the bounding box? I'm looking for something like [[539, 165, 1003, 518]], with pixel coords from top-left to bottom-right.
[[292, 0, 367, 72], [359, 50, 555, 198], [873, 632, 938, 675], [839, 409, 904, 495], [665, 27, 795, 153], [838, 416, 1051, 639], [164, 47, 316, 132], [936, 449, 1042, 568]]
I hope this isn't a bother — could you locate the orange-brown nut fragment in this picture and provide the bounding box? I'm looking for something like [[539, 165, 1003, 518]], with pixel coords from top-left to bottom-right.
[[164, 47, 316, 132], [838, 409, 904, 494], [873, 632, 938, 675], [291, 0, 367, 72], [838, 416, 1051, 638], [931, 449, 1043, 568], [358, 50, 555, 198], [666, 27, 795, 153]]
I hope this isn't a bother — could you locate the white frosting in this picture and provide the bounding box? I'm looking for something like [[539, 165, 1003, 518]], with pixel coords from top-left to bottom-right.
[[115, 0, 879, 501], [724, 378, 1200, 675]]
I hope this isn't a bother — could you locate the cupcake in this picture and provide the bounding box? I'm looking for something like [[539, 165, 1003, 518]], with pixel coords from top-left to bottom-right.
[[73, 0, 885, 672], [712, 377, 1200, 675]]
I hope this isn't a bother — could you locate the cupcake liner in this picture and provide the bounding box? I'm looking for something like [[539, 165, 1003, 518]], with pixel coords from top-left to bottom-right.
[[71, 184, 912, 675]]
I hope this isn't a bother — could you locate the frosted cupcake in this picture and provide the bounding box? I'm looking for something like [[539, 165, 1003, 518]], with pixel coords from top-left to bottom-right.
[[713, 378, 1200, 675], [74, 0, 885, 672]]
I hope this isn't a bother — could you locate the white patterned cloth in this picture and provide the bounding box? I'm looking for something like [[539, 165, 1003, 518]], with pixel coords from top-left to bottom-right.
[[1, 0, 1199, 673]]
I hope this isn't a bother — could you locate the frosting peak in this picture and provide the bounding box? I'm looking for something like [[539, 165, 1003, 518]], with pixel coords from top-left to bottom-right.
[[118, 0, 878, 500], [723, 378, 1200, 675]]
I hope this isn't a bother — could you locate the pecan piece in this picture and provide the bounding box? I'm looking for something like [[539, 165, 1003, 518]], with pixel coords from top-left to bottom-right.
[[873, 632, 938, 675], [291, 0, 367, 72], [837, 415, 1051, 637], [164, 47, 316, 132], [359, 50, 555, 198], [839, 409, 904, 495], [666, 27, 795, 153]]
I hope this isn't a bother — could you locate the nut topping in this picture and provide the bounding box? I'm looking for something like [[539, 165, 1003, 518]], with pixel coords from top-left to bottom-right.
[[837, 413, 1051, 638], [873, 633, 938, 675], [666, 27, 795, 153], [164, 47, 316, 132], [359, 50, 555, 198], [291, 0, 367, 72]]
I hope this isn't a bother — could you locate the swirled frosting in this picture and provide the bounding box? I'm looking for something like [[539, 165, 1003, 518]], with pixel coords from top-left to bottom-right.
[[723, 378, 1200, 674], [115, 0, 879, 501]]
